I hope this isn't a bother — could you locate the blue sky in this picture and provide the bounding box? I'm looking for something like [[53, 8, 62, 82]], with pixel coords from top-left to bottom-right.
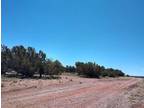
[[2, 0, 144, 76]]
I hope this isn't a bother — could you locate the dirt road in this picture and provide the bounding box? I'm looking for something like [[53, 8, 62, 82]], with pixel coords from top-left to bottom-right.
[[1, 76, 144, 108]]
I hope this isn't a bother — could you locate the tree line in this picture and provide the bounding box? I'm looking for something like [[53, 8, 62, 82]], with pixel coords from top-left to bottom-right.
[[1, 45, 125, 78], [66, 62, 125, 78]]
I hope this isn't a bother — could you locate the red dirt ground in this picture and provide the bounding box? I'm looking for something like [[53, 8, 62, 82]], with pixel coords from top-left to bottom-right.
[[1, 76, 144, 108]]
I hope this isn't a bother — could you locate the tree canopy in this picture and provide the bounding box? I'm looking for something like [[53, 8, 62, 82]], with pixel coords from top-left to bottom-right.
[[1, 45, 64, 78]]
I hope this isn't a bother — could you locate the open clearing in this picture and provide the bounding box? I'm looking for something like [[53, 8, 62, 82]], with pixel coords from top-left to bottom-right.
[[2, 76, 144, 108]]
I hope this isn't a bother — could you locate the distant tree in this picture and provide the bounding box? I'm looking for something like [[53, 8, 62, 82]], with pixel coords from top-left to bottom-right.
[[37, 50, 46, 78], [10, 45, 35, 77], [75, 62, 100, 78], [75, 62, 84, 75], [101, 68, 125, 77], [43, 59, 64, 77], [65, 65, 76, 73], [53, 60, 64, 75], [1, 45, 11, 74]]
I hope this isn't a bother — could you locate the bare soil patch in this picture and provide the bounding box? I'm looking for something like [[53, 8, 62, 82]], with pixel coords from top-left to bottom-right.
[[1, 76, 144, 108]]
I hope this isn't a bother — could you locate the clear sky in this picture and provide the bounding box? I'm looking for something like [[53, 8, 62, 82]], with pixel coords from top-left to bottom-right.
[[2, 0, 144, 76]]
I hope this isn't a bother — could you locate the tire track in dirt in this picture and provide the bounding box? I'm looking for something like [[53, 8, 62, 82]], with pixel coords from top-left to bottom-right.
[[2, 77, 141, 108]]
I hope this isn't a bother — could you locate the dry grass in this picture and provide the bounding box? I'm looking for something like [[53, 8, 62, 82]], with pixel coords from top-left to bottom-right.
[[128, 79, 144, 107]]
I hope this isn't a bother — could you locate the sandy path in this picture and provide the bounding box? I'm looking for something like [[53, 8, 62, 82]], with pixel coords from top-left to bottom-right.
[[1, 77, 142, 108]]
